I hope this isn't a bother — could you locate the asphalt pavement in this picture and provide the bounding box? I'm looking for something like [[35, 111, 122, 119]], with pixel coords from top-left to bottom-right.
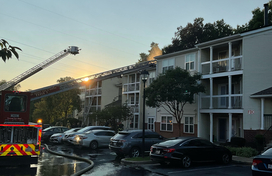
[[121, 155, 253, 165]]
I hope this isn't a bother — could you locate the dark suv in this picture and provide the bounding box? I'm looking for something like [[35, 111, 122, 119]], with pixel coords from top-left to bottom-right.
[[109, 130, 165, 157]]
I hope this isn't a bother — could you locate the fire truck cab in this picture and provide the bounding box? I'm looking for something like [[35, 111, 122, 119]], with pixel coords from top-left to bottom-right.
[[0, 91, 42, 166]]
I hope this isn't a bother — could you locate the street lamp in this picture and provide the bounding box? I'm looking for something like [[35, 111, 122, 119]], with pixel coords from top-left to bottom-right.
[[141, 70, 149, 158]]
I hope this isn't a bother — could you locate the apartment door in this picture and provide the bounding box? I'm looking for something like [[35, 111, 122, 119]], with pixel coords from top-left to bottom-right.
[[218, 118, 227, 142]]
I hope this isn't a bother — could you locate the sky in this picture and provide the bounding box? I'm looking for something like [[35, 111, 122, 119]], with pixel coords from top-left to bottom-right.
[[0, 0, 269, 91]]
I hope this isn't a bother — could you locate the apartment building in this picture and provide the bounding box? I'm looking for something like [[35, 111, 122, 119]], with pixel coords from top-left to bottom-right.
[[154, 48, 199, 138], [154, 26, 272, 143], [81, 61, 156, 129]]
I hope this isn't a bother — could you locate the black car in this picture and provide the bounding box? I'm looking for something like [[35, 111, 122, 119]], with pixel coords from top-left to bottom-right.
[[150, 137, 232, 167], [42, 126, 69, 143], [252, 147, 272, 176], [109, 130, 165, 157]]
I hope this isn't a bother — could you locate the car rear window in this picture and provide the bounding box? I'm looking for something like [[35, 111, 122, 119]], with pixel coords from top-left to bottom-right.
[[158, 139, 184, 146], [262, 148, 272, 155], [113, 132, 130, 139]]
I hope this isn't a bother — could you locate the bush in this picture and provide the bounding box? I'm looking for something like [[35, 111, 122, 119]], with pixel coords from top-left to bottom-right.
[[226, 146, 258, 158], [231, 137, 246, 147]]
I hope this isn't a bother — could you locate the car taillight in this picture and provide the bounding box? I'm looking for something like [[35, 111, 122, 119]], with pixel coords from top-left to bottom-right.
[[252, 159, 263, 166], [80, 136, 87, 139], [150, 146, 153, 152], [163, 148, 175, 153], [119, 140, 126, 143]]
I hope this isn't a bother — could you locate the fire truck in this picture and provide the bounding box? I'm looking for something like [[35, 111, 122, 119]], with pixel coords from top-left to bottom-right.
[[0, 46, 79, 166]]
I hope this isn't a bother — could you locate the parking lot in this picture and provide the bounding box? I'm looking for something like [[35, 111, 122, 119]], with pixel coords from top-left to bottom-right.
[[34, 143, 252, 176]]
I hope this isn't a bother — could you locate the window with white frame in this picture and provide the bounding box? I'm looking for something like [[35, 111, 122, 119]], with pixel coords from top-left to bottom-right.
[[149, 71, 155, 85], [185, 53, 195, 71], [162, 58, 174, 74], [184, 116, 194, 133], [148, 117, 154, 131], [160, 116, 173, 131]]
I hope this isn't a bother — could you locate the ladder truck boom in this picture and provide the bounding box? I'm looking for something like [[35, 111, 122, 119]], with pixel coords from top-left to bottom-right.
[[0, 46, 79, 91]]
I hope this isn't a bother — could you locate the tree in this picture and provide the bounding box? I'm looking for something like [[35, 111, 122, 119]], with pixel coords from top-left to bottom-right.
[[89, 104, 132, 132], [162, 18, 234, 54], [0, 79, 21, 91], [0, 39, 22, 62], [32, 76, 82, 124], [145, 67, 205, 136]]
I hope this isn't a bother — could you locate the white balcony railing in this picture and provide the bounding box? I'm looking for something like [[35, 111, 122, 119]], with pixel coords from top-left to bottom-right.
[[201, 95, 242, 109], [123, 83, 140, 93], [201, 56, 242, 75]]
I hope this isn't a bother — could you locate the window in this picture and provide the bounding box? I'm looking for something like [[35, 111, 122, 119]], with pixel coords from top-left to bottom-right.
[[149, 71, 155, 85], [160, 116, 173, 131], [185, 53, 195, 70], [5, 94, 27, 112], [184, 117, 194, 133], [147, 117, 154, 131], [162, 58, 174, 74]]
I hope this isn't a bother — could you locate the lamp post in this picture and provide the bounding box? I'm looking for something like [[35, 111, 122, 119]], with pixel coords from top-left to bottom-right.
[[141, 70, 149, 158]]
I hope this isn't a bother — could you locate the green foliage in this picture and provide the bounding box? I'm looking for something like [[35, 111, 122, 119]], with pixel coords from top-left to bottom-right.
[[162, 18, 234, 54], [226, 146, 258, 158], [32, 77, 82, 124], [0, 39, 22, 62], [89, 104, 132, 132]]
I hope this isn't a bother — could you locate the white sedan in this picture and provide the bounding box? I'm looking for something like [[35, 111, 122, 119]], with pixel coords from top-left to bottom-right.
[[71, 130, 115, 149], [50, 127, 81, 144]]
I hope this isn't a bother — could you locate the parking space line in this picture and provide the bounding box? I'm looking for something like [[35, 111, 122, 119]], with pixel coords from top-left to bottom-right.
[[168, 165, 235, 174]]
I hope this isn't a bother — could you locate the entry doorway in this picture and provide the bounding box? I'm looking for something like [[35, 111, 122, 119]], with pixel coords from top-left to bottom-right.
[[218, 118, 227, 142]]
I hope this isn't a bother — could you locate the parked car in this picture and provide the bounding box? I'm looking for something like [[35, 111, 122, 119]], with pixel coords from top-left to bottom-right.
[[109, 130, 165, 157], [41, 126, 69, 143], [63, 126, 112, 144], [71, 129, 116, 149], [49, 127, 82, 144], [252, 147, 272, 176], [150, 137, 232, 167]]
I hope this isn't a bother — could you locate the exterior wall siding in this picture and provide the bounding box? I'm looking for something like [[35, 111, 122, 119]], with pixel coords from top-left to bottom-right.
[[243, 29, 272, 130]]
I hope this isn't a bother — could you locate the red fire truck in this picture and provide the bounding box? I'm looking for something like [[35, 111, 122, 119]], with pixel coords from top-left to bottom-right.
[[0, 46, 79, 166]]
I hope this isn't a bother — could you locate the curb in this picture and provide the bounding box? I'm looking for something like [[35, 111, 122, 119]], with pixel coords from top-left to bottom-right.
[[121, 158, 155, 165]]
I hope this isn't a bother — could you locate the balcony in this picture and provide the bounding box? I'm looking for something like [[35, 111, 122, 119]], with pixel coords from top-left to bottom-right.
[[123, 83, 140, 93], [128, 104, 139, 113], [201, 56, 242, 75], [86, 88, 102, 96], [201, 95, 242, 109]]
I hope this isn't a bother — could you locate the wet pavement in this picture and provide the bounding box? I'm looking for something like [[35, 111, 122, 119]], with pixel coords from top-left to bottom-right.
[[0, 144, 253, 176]]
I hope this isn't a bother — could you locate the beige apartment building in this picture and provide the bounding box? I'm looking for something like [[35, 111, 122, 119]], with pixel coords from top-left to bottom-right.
[[154, 25, 272, 143], [80, 25, 272, 145]]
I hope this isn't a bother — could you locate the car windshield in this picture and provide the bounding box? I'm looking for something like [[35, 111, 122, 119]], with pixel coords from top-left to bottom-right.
[[158, 139, 185, 146], [262, 148, 272, 155], [43, 127, 53, 132], [65, 128, 79, 133], [77, 127, 92, 133]]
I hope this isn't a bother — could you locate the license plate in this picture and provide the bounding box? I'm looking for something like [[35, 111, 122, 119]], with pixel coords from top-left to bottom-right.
[[268, 164, 272, 169], [155, 150, 160, 154]]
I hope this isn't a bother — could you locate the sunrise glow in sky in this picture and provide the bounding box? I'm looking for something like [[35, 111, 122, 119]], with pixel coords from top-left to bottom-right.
[[1, 0, 269, 91]]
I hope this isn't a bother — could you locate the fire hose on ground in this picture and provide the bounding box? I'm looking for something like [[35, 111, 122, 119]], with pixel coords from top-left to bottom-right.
[[44, 144, 94, 176]]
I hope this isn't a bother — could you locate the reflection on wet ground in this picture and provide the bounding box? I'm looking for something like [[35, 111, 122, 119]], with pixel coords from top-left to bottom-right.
[[0, 144, 159, 176]]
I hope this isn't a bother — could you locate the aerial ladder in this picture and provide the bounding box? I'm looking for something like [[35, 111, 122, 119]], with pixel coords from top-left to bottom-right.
[[0, 46, 79, 91]]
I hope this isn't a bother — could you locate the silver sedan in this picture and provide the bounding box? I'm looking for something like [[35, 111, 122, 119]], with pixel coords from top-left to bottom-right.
[[71, 130, 115, 149]]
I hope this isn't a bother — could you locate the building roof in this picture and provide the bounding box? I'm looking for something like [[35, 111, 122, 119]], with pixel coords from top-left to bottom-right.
[[251, 86, 272, 98]]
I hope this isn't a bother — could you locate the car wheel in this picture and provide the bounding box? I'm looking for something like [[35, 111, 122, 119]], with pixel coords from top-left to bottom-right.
[[90, 141, 98, 150], [182, 155, 191, 168], [221, 153, 231, 164], [129, 147, 140, 158]]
